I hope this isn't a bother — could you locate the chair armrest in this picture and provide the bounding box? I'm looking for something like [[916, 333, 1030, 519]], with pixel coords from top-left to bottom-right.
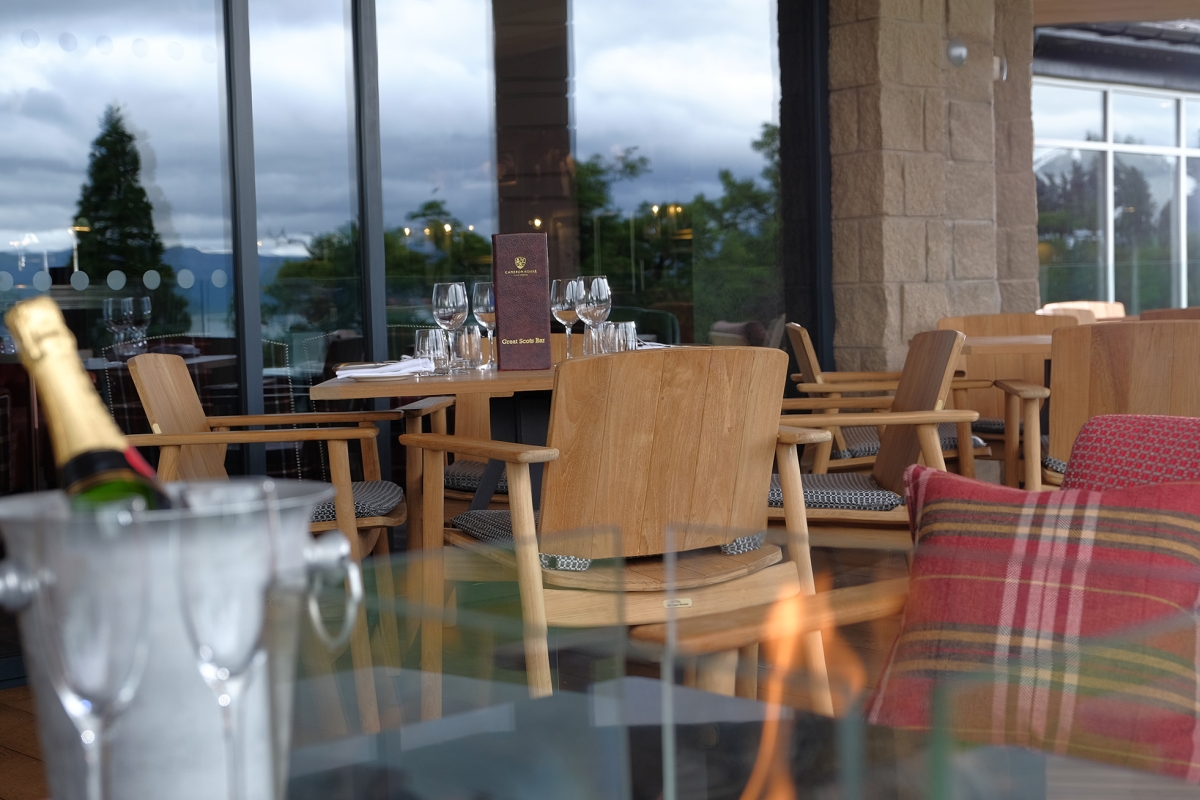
[[794, 380, 898, 394], [208, 411, 403, 426], [791, 371, 903, 383], [399, 433, 558, 464], [777, 426, 832, 446], [951, 379, 995, 390], [1042, 467, 1064, 487], [782, 396, 894, 412], [994, 379, 1050, 400], [781, 409, 979, 428], [127, 427, 377, 446], [397, 396, 455, 417]]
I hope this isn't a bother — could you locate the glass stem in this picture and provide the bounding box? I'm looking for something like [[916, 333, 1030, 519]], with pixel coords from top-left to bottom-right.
[[81, 730, 103, 800], [563, 327, 571, 360], [220, 686, 245, 800], [487, 329, 495, 367]]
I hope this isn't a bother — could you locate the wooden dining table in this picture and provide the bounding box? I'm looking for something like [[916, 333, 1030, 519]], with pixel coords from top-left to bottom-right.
[[309, 367, 555, 401], [959, 334, 1051, 356]]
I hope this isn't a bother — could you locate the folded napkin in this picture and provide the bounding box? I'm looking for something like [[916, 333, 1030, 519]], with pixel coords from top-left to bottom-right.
[[335, 357, 435, 380], [636, 341, 671, 349]]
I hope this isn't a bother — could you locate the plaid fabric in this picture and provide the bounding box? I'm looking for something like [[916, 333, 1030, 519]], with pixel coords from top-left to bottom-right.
[[867, 465, 1200, 781], [1062, 415, 1200, 491]]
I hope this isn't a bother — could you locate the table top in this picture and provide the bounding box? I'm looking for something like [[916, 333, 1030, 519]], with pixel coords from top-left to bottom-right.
[[310, 366, 557, 399], [960, 334, 1052, 356]]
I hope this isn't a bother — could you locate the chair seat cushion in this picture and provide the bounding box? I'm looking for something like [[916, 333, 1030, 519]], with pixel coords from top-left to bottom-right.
[[444, 459, 508, 494], [768, 472, 903, 511], [867, 464, 1200, 781], [449, 510, 766, 571], [832, 423, 985, 460], [310, 480, 404, 523], [970, 416, 1006, 435]]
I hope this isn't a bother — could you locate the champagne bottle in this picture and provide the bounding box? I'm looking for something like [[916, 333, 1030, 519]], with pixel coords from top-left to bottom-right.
[[5, 296, 169, 509]]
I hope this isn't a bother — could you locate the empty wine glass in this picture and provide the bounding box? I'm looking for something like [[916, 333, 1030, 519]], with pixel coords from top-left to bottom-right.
[[178, 484, 277, 800], [551, 278, 583, 360], [432, 282, 468, 372], [616, 321, 639, 352], [414, 328, 449, 375], [102, 298, 124, 358], [576, 276, 611, 356], [472, 282, 497, 369], [35, 504, 150, 800]]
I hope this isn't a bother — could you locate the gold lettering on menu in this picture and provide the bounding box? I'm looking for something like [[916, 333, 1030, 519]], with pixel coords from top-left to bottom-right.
[[503, 254, 536, 277], [500, 337, 547, 345]]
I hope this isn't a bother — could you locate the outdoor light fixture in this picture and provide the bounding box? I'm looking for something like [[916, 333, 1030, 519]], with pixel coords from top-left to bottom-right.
[[947, 38, 967, 67], [424, 228, 431, 235], [443, 223, 451, 232], [403, 227, 410, 235], [533, 218, 542, 228], [652, 205, 659, 214]]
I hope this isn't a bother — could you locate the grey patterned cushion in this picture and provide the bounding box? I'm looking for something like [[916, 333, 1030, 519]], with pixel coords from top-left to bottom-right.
[[831, 423, 985, 460], [1043, 455, 1068, 474], [768, 472, 903, 511], [444, 459, 509, 494], [310, 480, 404, 523], [972, 417, 1028, 435], [449, 511, 765, 571]]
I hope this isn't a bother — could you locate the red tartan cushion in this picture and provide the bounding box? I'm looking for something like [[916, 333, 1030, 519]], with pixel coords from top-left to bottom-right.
[[867, 465, 1200, 780], [1063, 414, 1200, 491]]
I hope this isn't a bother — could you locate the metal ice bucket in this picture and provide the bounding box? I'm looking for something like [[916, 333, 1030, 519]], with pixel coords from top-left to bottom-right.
[[0, 479, 360, 800]]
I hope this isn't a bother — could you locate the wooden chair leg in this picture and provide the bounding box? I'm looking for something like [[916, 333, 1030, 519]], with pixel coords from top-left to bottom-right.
[[403, 416, 426, 650], [952, 387, 975, 478], [299, 618, 351, 741], [420, 447, 446, 721], [1022, 398, 1042, 491], [696, 649, 738, 696], [915, 424, 947, 471], [811, 438, 832, 474], [1004, 392, 1021, 487], [736, 643, 759, 699], [507, 463, 553, 698], [328, 439, 381, 734]]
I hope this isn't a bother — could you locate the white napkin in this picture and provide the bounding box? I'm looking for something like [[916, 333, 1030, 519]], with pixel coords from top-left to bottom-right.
[[335, 357, 435, 380], [636, 341, 671, 349]]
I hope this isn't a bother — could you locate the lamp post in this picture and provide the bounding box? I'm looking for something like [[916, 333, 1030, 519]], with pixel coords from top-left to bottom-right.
[[70, 222, 90, 273]]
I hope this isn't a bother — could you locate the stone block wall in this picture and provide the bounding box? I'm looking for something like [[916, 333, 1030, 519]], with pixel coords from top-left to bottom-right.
[[828, 0, 1037, 369]]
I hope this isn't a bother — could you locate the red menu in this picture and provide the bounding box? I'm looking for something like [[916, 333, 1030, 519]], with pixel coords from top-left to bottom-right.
[[492, 233, 552, 370]]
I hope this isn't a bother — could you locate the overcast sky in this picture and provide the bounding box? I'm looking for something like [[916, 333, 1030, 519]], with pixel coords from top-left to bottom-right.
[[0, 0, 777, 260]]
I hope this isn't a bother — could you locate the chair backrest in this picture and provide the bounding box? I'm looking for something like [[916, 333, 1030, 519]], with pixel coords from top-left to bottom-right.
[[1061, 415, 1200, 491], [870, 329, 966, 494], [538, 347, 787, 558], [1047, 321, 1200, 464], [785, 323, 823, 383], [1042, 300, 1125, 320], [1036, 307, 1096, 324], [937, 313, 1078, 420], [1138, 307, 1200, 322], [128, 353, 228, 480]]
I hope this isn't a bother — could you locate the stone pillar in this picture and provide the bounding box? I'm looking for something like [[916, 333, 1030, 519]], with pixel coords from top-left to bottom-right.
[[827, 0, 1036, 370]]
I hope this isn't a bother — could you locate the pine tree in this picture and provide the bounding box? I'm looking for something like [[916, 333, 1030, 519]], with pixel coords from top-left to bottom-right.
[[76, 105, 189, 334]]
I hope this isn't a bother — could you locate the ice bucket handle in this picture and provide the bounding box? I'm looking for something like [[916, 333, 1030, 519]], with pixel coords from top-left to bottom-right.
[[303, 531, 363, 651], [0, 560, 36, 612]]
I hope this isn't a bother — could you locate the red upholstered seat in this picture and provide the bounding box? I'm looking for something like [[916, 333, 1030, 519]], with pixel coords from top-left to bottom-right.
[[1061, 414, 1200, 491]]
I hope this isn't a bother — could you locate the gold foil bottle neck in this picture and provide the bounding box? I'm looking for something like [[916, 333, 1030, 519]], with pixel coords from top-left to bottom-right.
[[5, 297, 128, 467]]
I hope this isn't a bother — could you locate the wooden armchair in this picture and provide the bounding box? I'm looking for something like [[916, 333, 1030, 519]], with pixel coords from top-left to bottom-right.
[[937, 313, 1077, 487], [400, 347, 833, 711], [772, 329, 978, 552], [124, 352, 450, 734], [1000, 320, 1200, 491], [784, 323, 989, 475]]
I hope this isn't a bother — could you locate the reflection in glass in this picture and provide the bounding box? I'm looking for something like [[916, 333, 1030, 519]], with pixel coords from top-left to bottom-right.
[[1114, 153, 1178, 313], [1031, 84, 1104, 142], [1188, 100, 1200, 149], [1187, 159, 1200, 307], [1035, 148, 1105, 303], [1112, 92, 1177, 147]]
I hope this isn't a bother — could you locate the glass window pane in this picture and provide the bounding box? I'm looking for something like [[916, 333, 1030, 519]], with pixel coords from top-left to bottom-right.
[[1032, 84, 1104, 142], [1112, 92, 1177, 147], [250, 1, 361, 417], [1114, 153, 1178, 313], [0, 1, 233, 489], [1036, 148, 1106, 303], [574, 0, 781, 342], [1187, 158, 1200, 306], [377, 0, 496, 359], [1187, 100, 1200, 149]]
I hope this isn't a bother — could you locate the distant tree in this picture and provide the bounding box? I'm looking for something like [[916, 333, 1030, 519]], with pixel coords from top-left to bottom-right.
[[75, 105, 188, 335], [262, 224, 362, 333]]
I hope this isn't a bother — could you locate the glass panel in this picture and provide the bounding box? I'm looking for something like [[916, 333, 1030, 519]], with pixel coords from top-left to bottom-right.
[[573, 0, 781, 343], [376, 0, 496, 359], [1112, 92, 1177, 147], [1187, 99, 1200, 149], [1188, 158, 1200, 307], [249, 0, 362, 477], [1031, 83, 1105, 142], [0, 1, 233, 492], [1114, 153, 1178, 313], [1035, 148, 1106, 304]]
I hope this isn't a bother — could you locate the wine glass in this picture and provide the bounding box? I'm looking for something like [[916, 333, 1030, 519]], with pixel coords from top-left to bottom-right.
[[133, 296, 152, 355], [102, 298, 122, 358], [576, 276, 611, 356], [616, 321, 638, 352], [551, 278, 583, 360], [177, 484, 276, 800], [472, 282, 497, 370], [34, 504, 150, 800], [432, 282, 468, 372]]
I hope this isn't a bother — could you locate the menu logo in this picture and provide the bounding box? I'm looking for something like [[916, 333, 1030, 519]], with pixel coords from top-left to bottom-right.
[[514, 256, 527, 269]]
